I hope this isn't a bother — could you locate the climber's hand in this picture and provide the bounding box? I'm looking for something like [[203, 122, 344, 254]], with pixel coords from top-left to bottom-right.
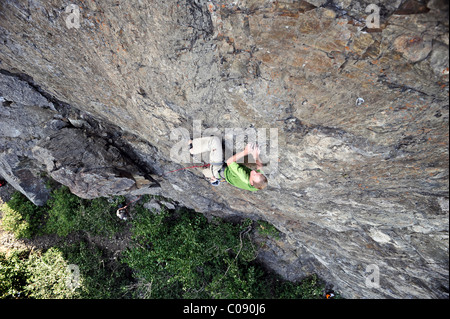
[[246, 143, 260, 159]]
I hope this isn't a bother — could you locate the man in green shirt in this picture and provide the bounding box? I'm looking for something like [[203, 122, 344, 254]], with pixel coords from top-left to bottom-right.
[[189, 137, 268, 191]]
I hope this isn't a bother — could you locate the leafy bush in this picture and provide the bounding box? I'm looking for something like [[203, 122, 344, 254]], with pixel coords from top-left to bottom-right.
[[1, 188, 326, 299], [45, 187, 125, 237], [25, 247, 80, 299], [122, 205, 325, 299], [256, 220, 281, 240], [0, 250, 30, 298], [1, 188, 126, 238], [0, 242, 133, 299], [59, 241, 132, 298], [43, 187, 83, 236], [273, 274, 324, 299], [0, 192, 46, 238], [0, 247, 79, 299], [122, 206, 259, 298]]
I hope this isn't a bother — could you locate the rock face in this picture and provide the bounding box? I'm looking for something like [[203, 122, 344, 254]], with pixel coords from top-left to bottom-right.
[[1, 0, 448, 298], [0, 71, 159, 201], [0, 71, 55, 205], [32, 127, 159, 199]]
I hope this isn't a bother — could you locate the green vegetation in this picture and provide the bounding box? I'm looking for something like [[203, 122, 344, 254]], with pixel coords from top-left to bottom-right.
[[0, 187, 326, 299], [1, 188, 126, 238], [0, 191, 47, 238], [256, 220, 282, 240], [0, 249, 29, 298], [123, 207, 259, 298], [45, 187, 126, 237], [0, 242, 132, 299]]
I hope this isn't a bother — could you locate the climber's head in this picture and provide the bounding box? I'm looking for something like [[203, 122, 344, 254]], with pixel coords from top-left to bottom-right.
[[249, 170, 268, 190]]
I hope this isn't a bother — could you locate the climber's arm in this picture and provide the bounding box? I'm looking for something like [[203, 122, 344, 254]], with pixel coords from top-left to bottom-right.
[[254, 155, 263, 171], [226, 143, 263, 168], [226, 145, 250, 166], [250, 145, 263, 170]]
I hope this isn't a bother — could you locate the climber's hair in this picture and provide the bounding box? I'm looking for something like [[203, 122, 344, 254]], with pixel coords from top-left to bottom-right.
[[253, 173, 268, 190]]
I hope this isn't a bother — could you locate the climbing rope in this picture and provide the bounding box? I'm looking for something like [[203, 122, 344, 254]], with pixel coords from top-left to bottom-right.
[[120, 195, 142, 210]]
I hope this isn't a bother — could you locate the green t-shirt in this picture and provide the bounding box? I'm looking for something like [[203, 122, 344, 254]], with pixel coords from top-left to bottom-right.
[[223, 162, 260, 191]]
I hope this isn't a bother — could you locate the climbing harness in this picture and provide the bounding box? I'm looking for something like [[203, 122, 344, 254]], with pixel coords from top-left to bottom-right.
[[166, 141, 227, 185]]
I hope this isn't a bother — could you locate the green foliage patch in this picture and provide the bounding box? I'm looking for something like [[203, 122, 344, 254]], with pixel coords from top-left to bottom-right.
[[45, 187, 126, 237], [0, 241, 132, 299], [1, 187, 126, 238], [122, 206, 260, 298], [256, 220, 282, 240], [0, 192, 47, 238], [0, 188, 326, 299]]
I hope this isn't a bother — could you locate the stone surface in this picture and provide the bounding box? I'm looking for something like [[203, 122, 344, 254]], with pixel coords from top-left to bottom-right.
[[0, 0, 448, 298], [0, 72, 159, 202], [31, 127, 158, 199], [0, 72, 55, 205]]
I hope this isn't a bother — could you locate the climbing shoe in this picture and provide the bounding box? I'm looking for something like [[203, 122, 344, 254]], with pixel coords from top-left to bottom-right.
[[211, 180, 220, 186]]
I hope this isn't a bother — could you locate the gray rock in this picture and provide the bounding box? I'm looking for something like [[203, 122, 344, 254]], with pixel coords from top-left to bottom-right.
[[31, 127, 158, 199], [430, 41, 450, 77], [160, 201, 176, 210], [0, 72, 54, 109], [144, 199, 162, 213], [0, 73, 58, 205]]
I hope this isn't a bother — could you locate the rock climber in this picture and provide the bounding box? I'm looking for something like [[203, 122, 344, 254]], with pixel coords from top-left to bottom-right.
[[189, 136, 268, 191]]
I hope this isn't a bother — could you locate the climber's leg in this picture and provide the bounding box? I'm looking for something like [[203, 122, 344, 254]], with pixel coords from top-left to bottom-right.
[[190, 136, 223, 179]]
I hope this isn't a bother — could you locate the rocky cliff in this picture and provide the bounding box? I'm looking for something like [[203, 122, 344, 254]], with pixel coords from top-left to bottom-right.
[[0, 0, 448, 298]]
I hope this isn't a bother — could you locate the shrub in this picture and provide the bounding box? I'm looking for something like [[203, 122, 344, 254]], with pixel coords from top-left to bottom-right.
[[273, 274, 324, 299], [0, 250, 30, 298], [25, 247, 81, 299], [256, 220, 281, 240], [1, 188, 327, 299], [44, 186, 126, 237], [0, 247, 80, 299], [44, 187, 83, 236], [122, 206, 258, 298], [0, 242, 133, 299], [122, 203, 326, 299], [1, 187, 127, 239], [60, 241, 132, 299], [0, 192, 46, 238]]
